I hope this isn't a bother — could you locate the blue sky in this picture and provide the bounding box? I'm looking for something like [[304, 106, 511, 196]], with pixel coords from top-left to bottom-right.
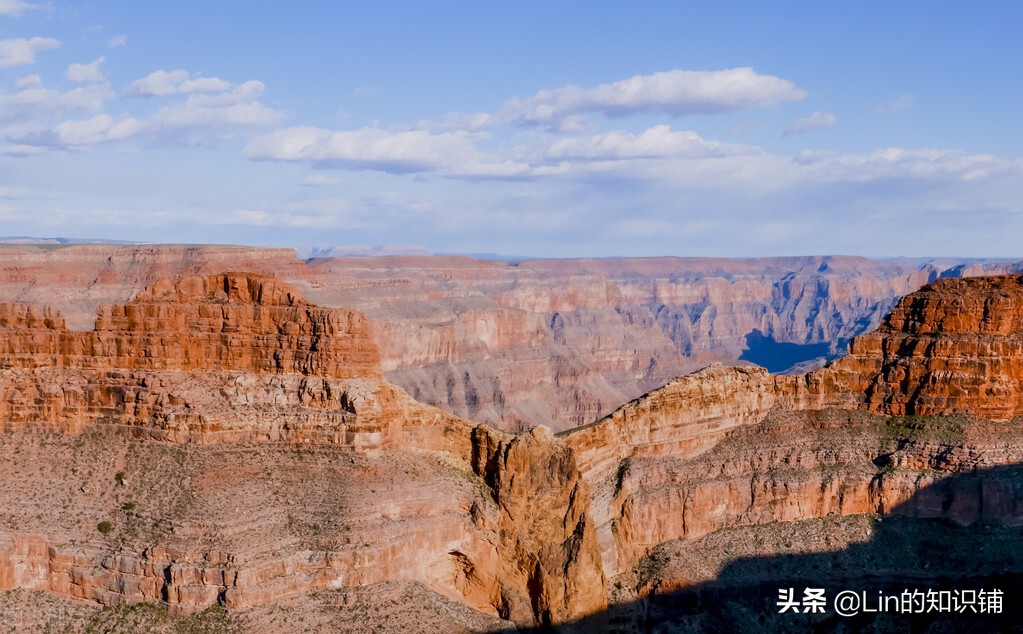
[[1, 1, 1021, 257]]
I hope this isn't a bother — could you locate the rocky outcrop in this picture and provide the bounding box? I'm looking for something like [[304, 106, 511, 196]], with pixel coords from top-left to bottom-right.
[[0, 271, 609, 630], [306, 255, 1002, 431], [0, 244, 308, 330], [833, 275, 1023, 420], [551, 275, 1023, 581], [471, 425, 606, 626], [0, 273, 397, 444], [4, 245, 1021, 432]]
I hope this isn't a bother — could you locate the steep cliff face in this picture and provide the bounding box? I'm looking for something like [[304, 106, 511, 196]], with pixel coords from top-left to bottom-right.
[[0, 271, 609, 631], [0, 273, 392, 443], [0, 245, 308, 330], [306, 255, 962, 431], [554, 275, 1023, 616], [3, 246, 1020, 432], [470, 425, 606, 626], [833, 274, 1023, 421]]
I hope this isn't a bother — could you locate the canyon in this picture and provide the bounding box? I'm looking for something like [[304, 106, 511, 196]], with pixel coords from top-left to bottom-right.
[[1, 256, 1023, 631], [3, 244, 1021, 433]]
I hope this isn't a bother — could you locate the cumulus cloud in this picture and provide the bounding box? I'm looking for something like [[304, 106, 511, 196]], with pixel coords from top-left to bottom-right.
[[245, 126, 495, 174], [51, 85, 282, 148], [499, 68, 806, 130], [0, 0, 38, 16], [65, 56, 105, 83], [106, 34, 127, 49], [1, 72, 279, 152], [248, 123, 772, 182], [874, 93, 913, 114], [794, 147, 1018, 182], [543, 125, 758, 161], [0, 37, 60, 68], [53, 114, 141, 146], [0, 82, 111, 116], [784, 111, 836, 136], [14, 73, 40, 88], [126, 69, 233, 97]]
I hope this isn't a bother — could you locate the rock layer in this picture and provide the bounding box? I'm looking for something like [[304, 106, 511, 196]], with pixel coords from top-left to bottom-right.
[[4, 270, 1023, 630], [0, 271, 607, 630], [7, 244, 1020, 432], [836, 274, 1023, 421]]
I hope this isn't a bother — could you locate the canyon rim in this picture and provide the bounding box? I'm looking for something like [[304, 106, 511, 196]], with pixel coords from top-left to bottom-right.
[[1, 247, 1023, 632]]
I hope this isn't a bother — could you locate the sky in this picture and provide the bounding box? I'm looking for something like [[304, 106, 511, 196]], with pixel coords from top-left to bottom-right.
[[0, 1, 1021, 258]]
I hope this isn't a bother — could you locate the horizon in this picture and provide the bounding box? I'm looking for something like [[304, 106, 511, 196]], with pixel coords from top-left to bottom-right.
[[1, 2, 1022, 257], [0, 237, 1018, 265]]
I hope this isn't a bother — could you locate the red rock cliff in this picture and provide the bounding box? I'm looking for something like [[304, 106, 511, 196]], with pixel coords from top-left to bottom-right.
[[0, 273, 421, 445], [0, 271, 608, 631], [829, 274, 1023, 421]]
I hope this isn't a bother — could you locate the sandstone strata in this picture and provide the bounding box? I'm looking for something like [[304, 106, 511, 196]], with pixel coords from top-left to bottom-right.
[[7, 244, 1020, 432], [836, 274, 1023, 420], [553, 274, 1023, 610], [4, 270, 1023, 631], [0, 271, 606, 630], [304, 255, 1022, 431]]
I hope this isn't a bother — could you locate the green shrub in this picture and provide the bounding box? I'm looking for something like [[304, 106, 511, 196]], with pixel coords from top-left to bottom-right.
[[97, 521, 114, 534]]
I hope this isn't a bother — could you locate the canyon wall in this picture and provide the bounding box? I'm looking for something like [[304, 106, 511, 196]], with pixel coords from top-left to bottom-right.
[[5, 245, 1019, 432], [304, 254, 1002, 431], [841, 274, 1023, 420], [0, 271, 609, 630], [4, 269, 1023, 630], [558, 274, 1023, 591]]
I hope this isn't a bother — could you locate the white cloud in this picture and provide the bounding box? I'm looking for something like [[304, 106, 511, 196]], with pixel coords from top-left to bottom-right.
[[245, 126, 494, 174], [244, 113, 1022, 201], [0, 82, 111, 114], [48, 81, 282, 148], [543, 125, 757, 161], [179, 76, 234, 94], [65, 56, 105, 83], [874, 93, 913, 114], [54, 114, 142, 146], [106, 34, 127, 49], [14, 73, 40, 88], [499, 68, 806, 129], [248, 123, 772, 182], [126, 69, 233, 97], [784, 111, 836, 136], [0, 37, 60, 68], [794, 147, 1018, 182], [0, 0, 38, 16]]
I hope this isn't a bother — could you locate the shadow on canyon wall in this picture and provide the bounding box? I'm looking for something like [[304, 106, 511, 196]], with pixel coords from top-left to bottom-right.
[[492, 463, 1023, 633]]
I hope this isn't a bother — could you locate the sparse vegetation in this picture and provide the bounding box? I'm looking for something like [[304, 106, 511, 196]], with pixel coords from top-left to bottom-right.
[[614, 456, 632, 494], [97, 521, 114, 535], [880, 414, 968, 444], [635, 549, 667, 583], [114, 471, 126, 486]]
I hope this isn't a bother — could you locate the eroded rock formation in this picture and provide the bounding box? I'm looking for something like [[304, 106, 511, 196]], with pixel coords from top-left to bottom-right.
[[839, 274, 1023, 420], [6, 244, 1021, 432], [0, 271, 608, 630], [3, 271, 1023, 631]]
